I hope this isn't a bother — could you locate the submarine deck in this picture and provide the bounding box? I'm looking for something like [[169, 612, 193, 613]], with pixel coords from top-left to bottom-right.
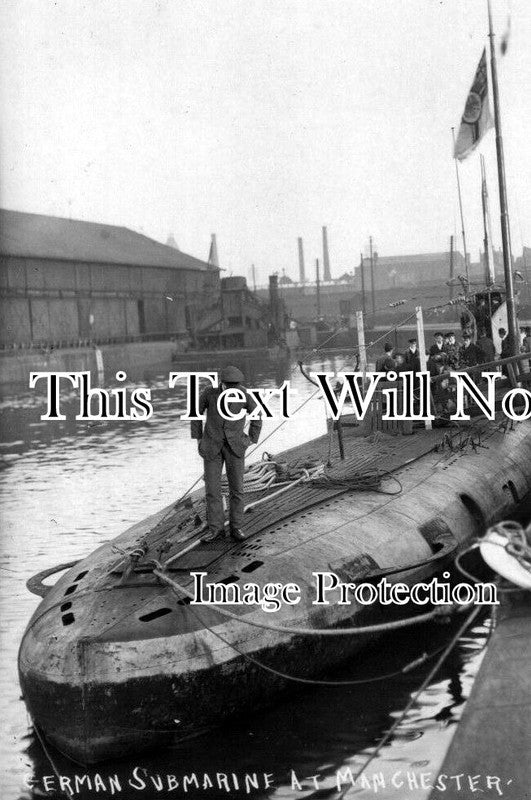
[[126, 414, 504, 572]]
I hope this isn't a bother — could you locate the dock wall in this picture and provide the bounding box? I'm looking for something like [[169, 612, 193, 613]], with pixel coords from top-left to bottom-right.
[[0, 340, 177, 389]]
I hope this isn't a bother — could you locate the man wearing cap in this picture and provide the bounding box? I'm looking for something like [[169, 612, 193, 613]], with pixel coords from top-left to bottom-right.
[[191, 366, 262, 542], [429, 332, 446, 359], [443, 332, 460, 370], [459, 333, 482, 370], [375, 342, 396, 373], [404, 338, 421, 373]]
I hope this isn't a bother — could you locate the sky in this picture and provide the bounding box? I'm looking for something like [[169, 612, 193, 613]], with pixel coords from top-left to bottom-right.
[[1, 0, 530, 285]]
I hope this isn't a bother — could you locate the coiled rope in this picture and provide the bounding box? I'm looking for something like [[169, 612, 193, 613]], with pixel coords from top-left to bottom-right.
[[310, 470, 403, 495], [454, 522, 531, 591], [487, 520, 531, 572]]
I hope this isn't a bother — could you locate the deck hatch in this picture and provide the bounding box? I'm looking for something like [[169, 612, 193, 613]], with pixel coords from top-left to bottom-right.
[[139, 607, 173, 622], [64, 584, 78, 596], [241, 561, 264, 573]]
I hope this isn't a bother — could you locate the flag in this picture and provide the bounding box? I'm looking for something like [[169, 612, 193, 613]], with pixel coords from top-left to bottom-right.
[[454, 49, 493, 161]]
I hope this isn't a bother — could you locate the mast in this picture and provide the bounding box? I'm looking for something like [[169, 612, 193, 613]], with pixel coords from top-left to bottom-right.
[[369, 236, 375, 318], [359, 251, 367, 319], [449, 234, 454, 300], [488, 0, 518, 353], [480, 154, 494, 286], [451, 127, 470, 287]]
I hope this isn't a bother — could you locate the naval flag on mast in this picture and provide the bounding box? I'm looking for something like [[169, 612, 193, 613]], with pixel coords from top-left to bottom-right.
[[454, 49, 494, 160]]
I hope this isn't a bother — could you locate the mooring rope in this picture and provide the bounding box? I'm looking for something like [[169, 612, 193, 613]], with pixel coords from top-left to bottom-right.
[[30, 718, 75, 799], [153, 569, 464, 637], [87, 600, 491, 738], [183, 600, 454, 687], [336, 604, 483, 796]]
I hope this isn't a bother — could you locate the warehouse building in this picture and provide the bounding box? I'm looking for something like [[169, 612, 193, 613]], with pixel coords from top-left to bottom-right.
[[0, 209, 219, 348]]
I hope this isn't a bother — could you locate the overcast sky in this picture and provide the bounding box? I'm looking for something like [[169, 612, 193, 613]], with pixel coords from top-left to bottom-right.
[[1, 0, 529, 284]]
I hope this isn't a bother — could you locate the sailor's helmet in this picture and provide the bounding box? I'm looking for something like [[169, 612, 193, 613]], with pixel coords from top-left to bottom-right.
[[220, 365, 245, 383]]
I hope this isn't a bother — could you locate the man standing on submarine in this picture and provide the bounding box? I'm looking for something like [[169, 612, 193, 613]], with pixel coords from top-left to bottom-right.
[[191, 366, 262, 543]]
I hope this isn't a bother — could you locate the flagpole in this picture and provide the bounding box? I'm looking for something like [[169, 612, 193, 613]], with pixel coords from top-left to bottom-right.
[[451, 126, 470, 288], [480, 154, 493, 285], [487, 0, 518, 354]]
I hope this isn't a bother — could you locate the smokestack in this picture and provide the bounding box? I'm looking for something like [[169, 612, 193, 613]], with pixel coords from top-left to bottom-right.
[[322, 226, 331, 281], [269, 274, 282, 337], [297, 237, 306, 283], [208, 234, 219, 269]]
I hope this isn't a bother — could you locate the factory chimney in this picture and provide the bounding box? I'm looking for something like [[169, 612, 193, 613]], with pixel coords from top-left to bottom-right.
[[208, 234, 219, 269], [322, 226, 331, 282], [269, 274, 283, 339], [297, 237, 306, 283]]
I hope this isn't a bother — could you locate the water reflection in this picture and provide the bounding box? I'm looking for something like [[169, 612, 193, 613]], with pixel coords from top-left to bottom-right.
[[17, 616, 489, 800], [0, 352, 491, 800]]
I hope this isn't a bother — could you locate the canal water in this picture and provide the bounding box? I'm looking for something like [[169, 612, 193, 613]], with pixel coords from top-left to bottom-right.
[[0, 351, 494, 800]]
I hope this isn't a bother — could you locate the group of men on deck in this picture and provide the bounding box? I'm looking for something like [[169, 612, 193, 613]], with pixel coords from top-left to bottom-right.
[[375, 327, 519, 379], [374, 327, 524, 422]]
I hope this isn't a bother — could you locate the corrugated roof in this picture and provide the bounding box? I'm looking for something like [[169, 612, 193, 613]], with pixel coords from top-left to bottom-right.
[[0, 208, 212, 271]]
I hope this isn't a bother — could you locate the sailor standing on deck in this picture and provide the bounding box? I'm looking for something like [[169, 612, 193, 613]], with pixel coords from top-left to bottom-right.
[[404, 338, 421, 373], [443, 332, 460, 369], [191, 366, 262, 543], [459, 332, 482, 369], [375, 342, 396, 372]]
